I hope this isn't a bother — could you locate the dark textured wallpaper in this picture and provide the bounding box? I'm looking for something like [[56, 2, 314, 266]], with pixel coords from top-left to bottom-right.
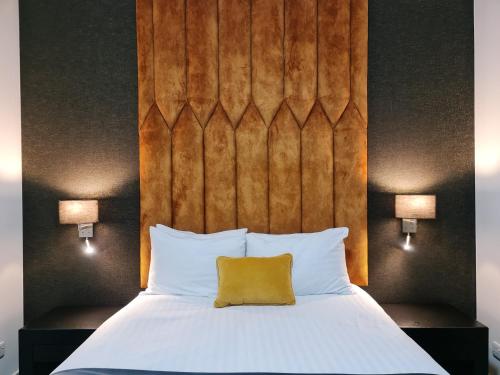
[[20, 0, 475, 322], [20, 0, 139, 322], [365, 0, 475, 316]]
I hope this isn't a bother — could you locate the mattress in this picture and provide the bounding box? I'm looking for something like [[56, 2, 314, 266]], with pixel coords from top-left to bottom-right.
[[53, 286, 448, 375]]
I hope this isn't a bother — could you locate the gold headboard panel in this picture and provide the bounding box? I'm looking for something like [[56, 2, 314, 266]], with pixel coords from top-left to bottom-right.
[[137, 0, 368, 288]]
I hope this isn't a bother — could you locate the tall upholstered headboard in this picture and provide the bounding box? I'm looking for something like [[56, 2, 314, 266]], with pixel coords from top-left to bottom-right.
[[136, 0, 367, 288]]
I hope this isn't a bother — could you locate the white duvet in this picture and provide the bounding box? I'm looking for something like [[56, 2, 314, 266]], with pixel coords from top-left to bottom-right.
[[54, 286, 447, 374]]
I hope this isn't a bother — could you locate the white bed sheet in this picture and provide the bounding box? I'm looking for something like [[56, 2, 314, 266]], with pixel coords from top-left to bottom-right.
[[54, 286, 448, 375]]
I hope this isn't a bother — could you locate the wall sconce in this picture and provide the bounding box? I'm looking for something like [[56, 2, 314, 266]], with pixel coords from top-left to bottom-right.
[[59, 200, 99, 254], [395, 195, 436, 250]]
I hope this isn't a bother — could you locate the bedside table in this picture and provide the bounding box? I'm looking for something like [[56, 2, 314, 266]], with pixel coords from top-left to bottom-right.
[[382, 303, 489, 375], [19, 306, 122, 375]]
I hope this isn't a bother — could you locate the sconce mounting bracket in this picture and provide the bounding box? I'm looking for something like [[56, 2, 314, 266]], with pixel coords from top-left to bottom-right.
[[78, 223, 94, 238], [402, 219, 417, 234]]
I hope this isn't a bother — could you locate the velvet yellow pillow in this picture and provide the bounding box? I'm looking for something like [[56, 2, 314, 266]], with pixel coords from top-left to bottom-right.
[[214, 253, 295, 308]]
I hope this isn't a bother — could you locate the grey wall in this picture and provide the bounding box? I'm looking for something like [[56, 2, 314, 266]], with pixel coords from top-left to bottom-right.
[[21, 0, 476, 322]]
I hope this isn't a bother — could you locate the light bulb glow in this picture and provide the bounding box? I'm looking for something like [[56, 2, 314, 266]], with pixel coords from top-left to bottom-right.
[[403, 233, 411, 251], [84, 238, 95, 255]]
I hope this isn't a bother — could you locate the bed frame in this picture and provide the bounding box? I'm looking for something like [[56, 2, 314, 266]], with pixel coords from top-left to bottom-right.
[[136, 0, 368, 288]]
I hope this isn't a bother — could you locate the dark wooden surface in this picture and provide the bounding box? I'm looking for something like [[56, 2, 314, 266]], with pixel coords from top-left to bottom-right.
[[24, 306, 122, 330], [382, 303, 489, 375], [382, 303, 484, 328], [19, 306, 122, 375]]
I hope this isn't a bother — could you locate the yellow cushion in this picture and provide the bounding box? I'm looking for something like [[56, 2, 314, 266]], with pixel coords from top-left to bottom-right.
[[214, 253, 295, 308]]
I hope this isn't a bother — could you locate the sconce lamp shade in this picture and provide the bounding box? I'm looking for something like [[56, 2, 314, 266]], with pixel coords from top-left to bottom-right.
[[395, 195, 436, 219], [59, 200, 99, 224]]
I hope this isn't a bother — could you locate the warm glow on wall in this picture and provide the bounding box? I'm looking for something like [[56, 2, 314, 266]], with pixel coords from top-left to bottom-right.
[[476, 144, 500, 176], [0, 102, 22, 181], [0, 157, 21, 181], [0, 143, 22, 181]]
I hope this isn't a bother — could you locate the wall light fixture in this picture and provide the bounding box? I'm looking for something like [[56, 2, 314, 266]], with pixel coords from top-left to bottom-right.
[[395, 195, 436, 250], [59, 200, 99, 254]]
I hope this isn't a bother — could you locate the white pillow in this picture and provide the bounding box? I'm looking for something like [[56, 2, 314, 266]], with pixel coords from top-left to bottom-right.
[[246, 228, 352, 296], [147, 226, 246, 296], [156, 224, 247, 239]]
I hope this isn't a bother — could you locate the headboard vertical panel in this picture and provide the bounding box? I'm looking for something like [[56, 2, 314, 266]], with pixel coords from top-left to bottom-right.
[[153, 0, 186, 127], [318, 0, 350, 125], [172, 107, 205, 232], [301, 103, 334, 233], [186, 0, 218, 127], [139, 105, 172, 287], [236, 104, 269, 233], [204, 106, 237, 233], [137, 0, 368, 288], [251, 0, 284, 127], [269, 104, 302, 233], [334, 103, 368, 285], [351, 0, 369, 123], [219, 0, 251, 126], [136, 0, 154, 127], [284, 0, 317, 127]]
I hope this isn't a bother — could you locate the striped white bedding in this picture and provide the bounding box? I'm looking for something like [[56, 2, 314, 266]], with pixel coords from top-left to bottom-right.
[[54, 286, 447, 375]]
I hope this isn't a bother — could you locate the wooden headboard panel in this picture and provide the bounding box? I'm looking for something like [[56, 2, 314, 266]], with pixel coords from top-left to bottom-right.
[[137, 0, 368, 288]]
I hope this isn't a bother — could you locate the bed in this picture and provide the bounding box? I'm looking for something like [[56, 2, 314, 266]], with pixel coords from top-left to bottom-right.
[[53, 286, 447, 375], [53, 2, 446, 374]]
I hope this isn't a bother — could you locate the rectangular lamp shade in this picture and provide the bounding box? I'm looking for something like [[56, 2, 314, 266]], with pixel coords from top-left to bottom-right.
[[59, 200, 99, 224], [395, 195, 436, 219]]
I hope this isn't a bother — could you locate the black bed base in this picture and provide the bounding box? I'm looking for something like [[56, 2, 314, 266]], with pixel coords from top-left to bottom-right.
[[55, 369, 439, 375]]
